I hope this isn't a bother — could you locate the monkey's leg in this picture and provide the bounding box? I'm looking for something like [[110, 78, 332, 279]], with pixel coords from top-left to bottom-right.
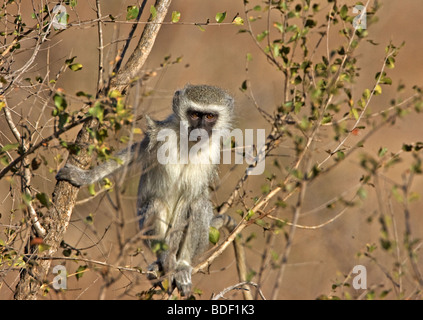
[[166, 197, 213, 296]]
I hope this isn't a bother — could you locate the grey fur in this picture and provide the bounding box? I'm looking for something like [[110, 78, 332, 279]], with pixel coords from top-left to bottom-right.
[[56, 84, 235, 296]]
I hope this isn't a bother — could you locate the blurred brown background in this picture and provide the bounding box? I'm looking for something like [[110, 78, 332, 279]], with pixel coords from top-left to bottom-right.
[[1, 0, 423, 300]]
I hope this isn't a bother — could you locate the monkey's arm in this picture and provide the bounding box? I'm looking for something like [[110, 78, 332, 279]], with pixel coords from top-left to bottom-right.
[[56, 141, 147, 187]]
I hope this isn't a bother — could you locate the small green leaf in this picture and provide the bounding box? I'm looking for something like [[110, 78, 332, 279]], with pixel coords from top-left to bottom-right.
[[357, 187, 367, 200], [38, 243, 51, 253], [232, 16, 244, 25], [65, 56, 76, 65], [386, 56, 395, 69], [336, 151, 345, 161], [150, 5, 157, 20], [273, 22, 284, 33], [362, 88, 371, 100], [126, 5, 139, 21], [391, 186, 403, 203], [256, 30, 269, 42], [215, 12, 226, 23], [88, 184, 96, 196], [196, 24, 206, 32], [171, 11, 181, 23], [0, 143, 19, 153], [374, 84, 382, 95], [378, 147, 388, 157], [75, 265, 88, 280], [88, 101, 104, 122], [36, 192, 51, 209], [245, 209, 255, 221], [69, 63, 83, 71], [69, 0, 77, 8], [53, 93, 67, 111], [340, 5, 348, 20], [108, 89, 122, 99], [209, 227, 220, 245], [351, 107, 359, 120]]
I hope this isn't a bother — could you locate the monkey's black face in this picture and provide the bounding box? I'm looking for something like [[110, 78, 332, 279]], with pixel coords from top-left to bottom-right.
[[187, 109, 218, 138]]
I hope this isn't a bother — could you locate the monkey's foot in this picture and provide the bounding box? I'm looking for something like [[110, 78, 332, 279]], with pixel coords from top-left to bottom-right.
[[174, 267, 192, 297]]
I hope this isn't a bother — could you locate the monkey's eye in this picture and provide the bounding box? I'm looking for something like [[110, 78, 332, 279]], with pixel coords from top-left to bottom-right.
[[190, 112, 200, 120], [205, 113, 216, 121]]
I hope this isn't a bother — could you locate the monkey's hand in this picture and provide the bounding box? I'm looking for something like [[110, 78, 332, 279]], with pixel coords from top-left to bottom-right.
[[56, 163, 91, 187], [147, 261, 161, 280]]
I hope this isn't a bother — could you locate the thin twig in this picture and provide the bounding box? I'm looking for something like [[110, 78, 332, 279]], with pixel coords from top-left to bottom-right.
[[212, 281, 266, 300]]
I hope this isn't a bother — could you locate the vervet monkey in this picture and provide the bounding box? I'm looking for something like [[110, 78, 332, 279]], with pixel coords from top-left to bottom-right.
[[56, 84, 236, 296]]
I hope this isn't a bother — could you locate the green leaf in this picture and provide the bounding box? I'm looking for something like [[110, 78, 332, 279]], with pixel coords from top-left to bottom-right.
[[362, 88, 371, 100], [88, 101, 104, 122], [245, 209, 255, 221], [38, 243, 51, 253], [351, 107, 359, 120], [374, 84, 382, 95], [196, 24, 206, 32], [171, 11, 181, 23], [209, 227, 220, 245], [69, 0, 77, 8], [75, 265, 88, 280], [386, 56, 395, 69], [215, 12, 226, 23], [357, 187, 367, 200], [36, 192, 51, 209], [336, 151, 345, 161], [69, 63, 83, 71], [0, 143, 19, 153], [391, 186, 403, 203], [232, 16, 244, 25], [340, 5, 348, 20], [150, 5, 157, 20], [88, 184, 96, 196], [53, 93, 67, 111], [108, 89, 122, 99], [56, 13, 69, 27], [256, 30, 269, 42], [126, 5, 139, 21], [273, 22, 284, 33], [378, 147, 388, 157], [65, 56, 76, 65]]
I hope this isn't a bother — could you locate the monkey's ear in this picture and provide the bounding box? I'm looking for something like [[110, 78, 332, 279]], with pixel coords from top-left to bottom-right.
[[172, 90, 182, 115], [145, 115, 157, 131]]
